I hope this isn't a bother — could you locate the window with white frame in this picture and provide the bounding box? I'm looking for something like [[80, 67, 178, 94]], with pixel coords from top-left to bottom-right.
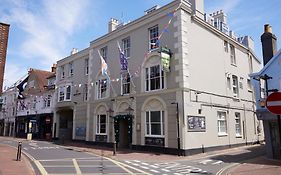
[[47, 95, 51, 107], [224, 40, 228, 52], [230, 44, 236, 65], [239, 77, 244, 89], [249, 55, 253, 73], [58, 84, 72, 102], [145, 111, 165, 136], [235, 112, 242, 136], [217, 111, 227, 135], [121, 72, 130, 95], [149, 25, 159, 50], [83, 84, 88, 101], [96, 79, 107, 99], [232, 75, 239, 97], [122, 37, 130, 58], [100, 46, 107, 62], [68, 62, 73, 76], [145, 65, 164, 91], [59, 87, 64, 102], [85, 58, 89, 75], [60, 66, 65, 79], [96, 114, 107, 134], [65, 85, 71, 100]]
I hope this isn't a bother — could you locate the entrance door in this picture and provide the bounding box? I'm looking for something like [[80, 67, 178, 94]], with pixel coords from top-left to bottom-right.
[[119, 119, 129, 148]]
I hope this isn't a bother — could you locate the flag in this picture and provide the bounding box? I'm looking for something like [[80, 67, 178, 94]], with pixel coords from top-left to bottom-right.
[[117, 41, 128, 71], [98, 50, 108, 77]]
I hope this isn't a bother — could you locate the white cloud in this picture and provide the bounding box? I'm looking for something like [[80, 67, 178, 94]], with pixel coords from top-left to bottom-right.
[[0, 0, 92, 86]]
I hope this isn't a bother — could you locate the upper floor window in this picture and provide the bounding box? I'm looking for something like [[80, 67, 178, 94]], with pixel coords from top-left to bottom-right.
[[249, 55, 253, 73], [145, 110, 165, 136], [232, 75, 239, 97], [68, 62, 73, 76], [224, 41, 228, 52], [58, 84, 72, 102], [230, 44, 236, 65], [247, 79, 252, 92], [121, 72, 130, 95], [96, 114, 107, 134], [217, 111, 227, 135], [149, 25, 159, 50], [60, 66, 65, 79], [100, 46, 108, 62], [260, 79, 266, 99], [235, 112, 242, 137], [122, 37, 130, 58], [96, 79, 108, 99], [85, 58, 89, 75], [47, 95, 51, 107], [145, 65, 164, 91]]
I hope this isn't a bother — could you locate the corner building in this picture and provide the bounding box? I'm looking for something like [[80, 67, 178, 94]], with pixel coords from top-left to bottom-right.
[[54, 0, 263, 155]]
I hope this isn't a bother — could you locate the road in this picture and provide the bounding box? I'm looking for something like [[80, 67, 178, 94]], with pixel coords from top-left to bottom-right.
[[0, 138, 265, 175]]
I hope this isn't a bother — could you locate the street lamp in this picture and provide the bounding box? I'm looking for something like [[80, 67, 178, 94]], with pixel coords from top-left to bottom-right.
[[171, 102, 181, 156]]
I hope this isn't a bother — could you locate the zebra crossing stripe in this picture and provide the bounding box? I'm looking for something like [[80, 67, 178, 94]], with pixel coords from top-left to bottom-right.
[[212, 160, 223, 165], [149, 169, 160, 173], [199, 159, 212, 164]]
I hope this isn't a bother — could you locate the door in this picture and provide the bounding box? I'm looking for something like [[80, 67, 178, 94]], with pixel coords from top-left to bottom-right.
[[119, 119, 129, 148]]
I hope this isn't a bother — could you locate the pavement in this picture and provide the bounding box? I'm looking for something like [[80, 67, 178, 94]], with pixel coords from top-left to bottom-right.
[[0, 136, 281, 175], [0, 143, 35, 175]]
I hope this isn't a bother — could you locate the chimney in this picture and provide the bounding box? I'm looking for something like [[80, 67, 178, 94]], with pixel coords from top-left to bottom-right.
[[108, 18, 119, 32], [261, 24, 277, 66], [51, 64, 56, 73], [189, 0, 205, 19], [70, 48, 78, 55]]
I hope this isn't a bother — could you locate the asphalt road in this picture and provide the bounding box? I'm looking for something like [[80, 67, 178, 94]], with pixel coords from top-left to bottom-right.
[[0, 138, 265, 175], [0, 139, 147, 175]]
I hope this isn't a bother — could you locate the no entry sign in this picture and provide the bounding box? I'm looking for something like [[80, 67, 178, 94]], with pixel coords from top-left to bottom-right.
[[266, 92, 281, 115]]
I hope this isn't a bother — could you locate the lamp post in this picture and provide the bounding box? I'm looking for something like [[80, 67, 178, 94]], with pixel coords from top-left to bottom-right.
[[171, 102, 181, 156]]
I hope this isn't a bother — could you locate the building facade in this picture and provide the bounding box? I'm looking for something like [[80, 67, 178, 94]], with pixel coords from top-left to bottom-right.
[[54, 0, 263, 155], [0, 22, 10, 94], [251, 24, 281, 159], [0, 86, 17, 136], [15, 68, 55, 139]]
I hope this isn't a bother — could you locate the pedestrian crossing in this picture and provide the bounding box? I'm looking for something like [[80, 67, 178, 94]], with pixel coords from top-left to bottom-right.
[[124, 159, 223, 175]]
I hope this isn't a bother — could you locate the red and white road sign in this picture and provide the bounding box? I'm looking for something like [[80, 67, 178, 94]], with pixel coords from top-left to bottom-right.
[[266, 92, 281, 115]]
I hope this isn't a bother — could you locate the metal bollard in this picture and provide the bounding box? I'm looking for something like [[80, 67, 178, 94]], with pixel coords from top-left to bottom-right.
[[113, 141, 117, 156], [202, 144, 205, 153], [16, 141, 22, 161]]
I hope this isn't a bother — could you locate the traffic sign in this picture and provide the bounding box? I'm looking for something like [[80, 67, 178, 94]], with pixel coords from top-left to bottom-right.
[[266, 92, 281, 115]]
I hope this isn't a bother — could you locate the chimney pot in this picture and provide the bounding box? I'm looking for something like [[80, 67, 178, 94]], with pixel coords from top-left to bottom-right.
[[264, 24, 272, 33]]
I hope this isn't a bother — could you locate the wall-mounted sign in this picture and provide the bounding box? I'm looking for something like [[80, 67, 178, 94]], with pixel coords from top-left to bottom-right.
[[187, 116, 206, 132], [75, 127, 86, 137], [160, 47, 171, 72]]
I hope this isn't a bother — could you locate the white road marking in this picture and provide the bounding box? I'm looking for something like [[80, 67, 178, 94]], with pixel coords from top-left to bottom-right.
[[133, 160, 141, 163], [199, 159, 213, 164], [212, 160, 223, 165], [149, 169, 160, 173], [73, 159, 82, 175], [161, 169, 170, 172], [141, 162, 149, 166], [140, 166, 149, 169], [150, 165, 159, 168]]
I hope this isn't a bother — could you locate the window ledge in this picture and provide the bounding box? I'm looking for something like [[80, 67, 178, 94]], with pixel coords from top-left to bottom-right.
[[236, 135, 242, 138], [218, 133, 228, 137], [96, 133, 107, 136], [231, 63, 237, 67], [145, 135, 165, 138]]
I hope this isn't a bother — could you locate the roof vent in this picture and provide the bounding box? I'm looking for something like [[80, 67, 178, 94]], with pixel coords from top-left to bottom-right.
[[71, 48, 78, 55], [144, 5, 160, 15]]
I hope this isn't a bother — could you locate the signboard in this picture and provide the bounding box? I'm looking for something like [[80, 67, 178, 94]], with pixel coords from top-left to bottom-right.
[[187, 116, 206, 132], [160, 47, 171, 72], [266, 92, 281, 115]]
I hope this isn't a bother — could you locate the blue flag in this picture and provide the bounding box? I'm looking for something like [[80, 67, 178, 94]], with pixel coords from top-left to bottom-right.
[[120, 50, 128, 71]]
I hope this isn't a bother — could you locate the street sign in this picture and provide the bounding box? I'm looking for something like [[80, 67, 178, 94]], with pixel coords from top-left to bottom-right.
[[266, 92, 281, 114]]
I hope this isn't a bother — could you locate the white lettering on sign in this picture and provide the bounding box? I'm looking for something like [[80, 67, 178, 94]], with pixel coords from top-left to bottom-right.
[[267, 101, 281, 106]]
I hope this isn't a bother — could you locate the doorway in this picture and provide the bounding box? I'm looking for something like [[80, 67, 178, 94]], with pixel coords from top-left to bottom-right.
[[119, 119, 129, 148], [114, 115, 132, 149]]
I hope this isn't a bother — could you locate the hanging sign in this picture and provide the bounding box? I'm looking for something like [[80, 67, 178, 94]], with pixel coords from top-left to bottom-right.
[[160, 47, 171, 72]]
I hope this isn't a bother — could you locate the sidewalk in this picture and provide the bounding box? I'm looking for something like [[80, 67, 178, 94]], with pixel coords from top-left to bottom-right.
[[0, 144, 35, 175], [223, 156, 281, 175]]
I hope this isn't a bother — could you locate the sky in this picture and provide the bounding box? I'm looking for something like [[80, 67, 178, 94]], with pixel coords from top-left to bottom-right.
[[0, 0, 280, 88]]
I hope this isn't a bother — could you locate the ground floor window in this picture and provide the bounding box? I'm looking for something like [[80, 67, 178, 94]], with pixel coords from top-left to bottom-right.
[[235, 112, 242, 137], [145, 111, 164, 136], [96, 114, 107, 134], [217, 111, 227, 135]]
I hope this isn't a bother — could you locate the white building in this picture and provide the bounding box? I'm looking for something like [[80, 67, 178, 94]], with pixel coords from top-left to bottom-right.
[[54, 0, 263, 155]]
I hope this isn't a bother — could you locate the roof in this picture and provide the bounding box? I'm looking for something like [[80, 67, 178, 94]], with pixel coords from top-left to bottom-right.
[[250, 49, 281, 77], [29, 69, 54, 92]]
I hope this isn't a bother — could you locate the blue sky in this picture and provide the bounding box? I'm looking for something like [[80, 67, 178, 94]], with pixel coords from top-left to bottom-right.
[[0, 0, 280, 88]]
